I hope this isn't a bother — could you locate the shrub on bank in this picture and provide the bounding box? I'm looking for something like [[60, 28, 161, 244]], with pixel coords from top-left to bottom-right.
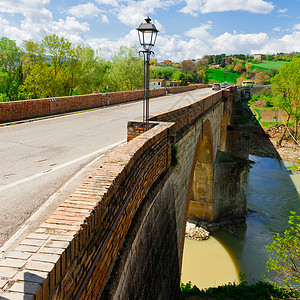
[[180, 280, 292, 299]]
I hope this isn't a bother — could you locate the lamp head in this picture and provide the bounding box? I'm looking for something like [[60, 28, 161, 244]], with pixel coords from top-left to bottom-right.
[[137, 16, 159, 51]]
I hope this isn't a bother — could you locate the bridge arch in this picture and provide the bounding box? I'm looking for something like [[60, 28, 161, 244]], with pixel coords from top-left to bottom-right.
[[187, 119, 215, 222]]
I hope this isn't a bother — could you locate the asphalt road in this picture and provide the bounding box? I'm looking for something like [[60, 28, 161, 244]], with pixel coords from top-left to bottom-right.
[[0, 88, 214, 254]]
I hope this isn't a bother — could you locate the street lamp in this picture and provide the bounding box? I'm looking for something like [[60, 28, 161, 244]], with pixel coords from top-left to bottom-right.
[[137, 16, 159, 131]]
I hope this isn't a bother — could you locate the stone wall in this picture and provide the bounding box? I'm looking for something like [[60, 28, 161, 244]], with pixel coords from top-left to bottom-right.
[[0, 85, 209, 124], [101, 170, 181, 300]]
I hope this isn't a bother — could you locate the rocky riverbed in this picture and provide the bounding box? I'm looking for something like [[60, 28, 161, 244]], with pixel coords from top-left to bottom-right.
[[185, 222, 210, 240]]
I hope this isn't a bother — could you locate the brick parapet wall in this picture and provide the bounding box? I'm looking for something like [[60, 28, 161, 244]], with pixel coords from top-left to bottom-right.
[[0, 88, 231, 299], [0, 85, 208, 124], [0, 121, 174, 299], [150, 91, 223, 134]]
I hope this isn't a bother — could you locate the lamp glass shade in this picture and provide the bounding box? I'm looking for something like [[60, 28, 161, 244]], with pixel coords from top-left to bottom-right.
[[137, 17, 158, 51]]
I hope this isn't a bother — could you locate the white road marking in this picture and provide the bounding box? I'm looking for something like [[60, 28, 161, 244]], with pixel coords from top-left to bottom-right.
[[0, 140, 125, 192], [0, 140, 125, 256]]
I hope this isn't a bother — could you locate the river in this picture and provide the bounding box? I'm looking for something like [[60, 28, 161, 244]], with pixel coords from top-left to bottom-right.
[[181, 155, 300, 289]]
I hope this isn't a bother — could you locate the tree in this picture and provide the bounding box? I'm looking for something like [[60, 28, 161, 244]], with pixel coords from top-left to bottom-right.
[[106, 46, 143, 91], [254, 71, 269, 85], [21, 35, 76, 98], [271, 57, 300, 146], [198, 69, 206, 83], [0, 37, 23, 100], [208, 56, 214, 65], [234, 63, 243, 74], [181, 60, 198, 75], [220, 59, 226, 68], [245, 62, 252, 72], [154, 68, 174, 80], [236, 76, 247, 85], [73, 46, 106, 95], [265, 211, 300, 297], [172, 70, 190, 85]]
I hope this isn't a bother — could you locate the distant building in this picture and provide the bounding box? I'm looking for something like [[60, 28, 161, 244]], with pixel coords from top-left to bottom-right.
[[167, 80, 181, 87], [150, 79, 166, 90], [252, 54, 265, 60], [224, 57, 232, 64], [161, 60, 174, 65]]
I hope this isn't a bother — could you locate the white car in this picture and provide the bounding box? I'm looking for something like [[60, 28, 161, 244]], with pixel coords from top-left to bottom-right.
[[212, 83, 221, 90]]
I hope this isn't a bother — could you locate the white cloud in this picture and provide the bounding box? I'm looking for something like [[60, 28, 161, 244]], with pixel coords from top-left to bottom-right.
[[67, 3, 102, 18], [101, 14, 109, 23], [272, 26, 281, 32], [87, 28, 138, 58], [0, 0, 50, 14], [116, 0, 175, 27], [278, 8, 288, 13], [254, 31, 300, 54], [184, 23, 212, 38], [52, 16, 90, 35], [153, 20, 165, 33], [294, 23, 300, 31], [180, 0, 274, 16], [214, 32, 269, 53], [95, 0, 119, 6], [0, 16, 31, 43]]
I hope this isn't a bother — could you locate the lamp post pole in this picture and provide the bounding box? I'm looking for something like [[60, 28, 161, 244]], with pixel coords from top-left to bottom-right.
[[137, 17, 159, 132], [144, 50, 150, 131]]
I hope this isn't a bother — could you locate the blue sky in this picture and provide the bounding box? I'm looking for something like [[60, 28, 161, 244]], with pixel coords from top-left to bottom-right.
[[0, 0, 299, 61]]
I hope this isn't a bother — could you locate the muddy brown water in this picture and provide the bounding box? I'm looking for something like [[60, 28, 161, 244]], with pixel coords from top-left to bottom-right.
[[181, 155, 300, 289]]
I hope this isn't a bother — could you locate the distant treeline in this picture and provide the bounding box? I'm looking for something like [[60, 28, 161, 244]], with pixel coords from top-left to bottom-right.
[[0, 34, 145, 102]]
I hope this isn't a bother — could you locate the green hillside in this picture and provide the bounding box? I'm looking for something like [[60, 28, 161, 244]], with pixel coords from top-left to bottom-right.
[[206, 69, 239, 83], [252, 61, 286, 70]]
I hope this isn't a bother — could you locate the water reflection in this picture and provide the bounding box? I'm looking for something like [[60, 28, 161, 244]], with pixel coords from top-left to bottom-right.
[[182, 155, 300, 286], [181, 237, 239, 289]]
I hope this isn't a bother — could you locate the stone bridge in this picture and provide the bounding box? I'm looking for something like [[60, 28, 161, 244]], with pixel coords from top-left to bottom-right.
[[0, 87, 249, 299]]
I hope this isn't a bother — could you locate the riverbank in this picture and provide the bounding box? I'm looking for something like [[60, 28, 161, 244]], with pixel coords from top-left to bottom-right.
[[246, 114, 300, 167]]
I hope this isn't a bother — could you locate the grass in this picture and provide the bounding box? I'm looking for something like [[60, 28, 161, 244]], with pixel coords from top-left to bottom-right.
[[206, 69, 239, 83], [251, 60, 286, 70]]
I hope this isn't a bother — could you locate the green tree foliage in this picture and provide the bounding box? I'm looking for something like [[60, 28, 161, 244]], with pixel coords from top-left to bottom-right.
[[73, 47, 106, 95], [198, 69, 206, 83], [172, 70, 191, 85], [265, 211, 300, 298], [271, 57, 300, 146], [21, 34, 106, 99], [106, 46, 143, 91], [180, 280, 290, 299], [154, 68, 174, 80], [0, 37, 23, 101]]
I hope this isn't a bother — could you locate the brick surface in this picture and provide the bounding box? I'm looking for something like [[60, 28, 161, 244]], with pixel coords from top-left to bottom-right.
[[0, 258, 26, 269], [8, 281, 41, 295], [45, 240, 69, 249], [39, 247, 65, 255], [27, 233, 50, 240], [13, 270, 48, 284], [31, 253, 60, 264], [26, 261, 54, 273], [5, 251, 32, 260], [0, 266, 18, 278], [0, 279, 8, 289], [14, 245, 40, 253], [0, 291, 34, 300]]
